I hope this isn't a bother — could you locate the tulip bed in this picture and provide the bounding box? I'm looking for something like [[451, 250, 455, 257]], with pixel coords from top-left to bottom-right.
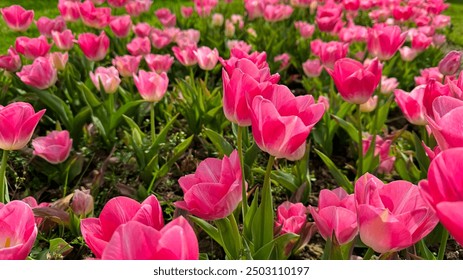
[[0, 0, 463, 261]]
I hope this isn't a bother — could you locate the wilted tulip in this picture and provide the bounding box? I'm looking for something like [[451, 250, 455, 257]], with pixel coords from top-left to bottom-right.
[[32, 130, 72, 164], [89, 66, 121, 94], [438, 51, 462, 76], [275, 202, 308, 235], [17, 57, 57, 90], [175, 150, 244, 220], [133, 70, 169, 102], [15, 36, 51, 60], [77, 31, 109, 61], [0, 5, 34, 32], [71, 189, 94, 216], [0, 47, 21, 72]]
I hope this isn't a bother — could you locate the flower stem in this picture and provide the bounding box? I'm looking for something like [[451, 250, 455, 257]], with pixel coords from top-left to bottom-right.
[[150, 102, 156, 143], [0, 150, 8, 204], [263, 155, 275, 204], [237, 126, 248, 217], [357, 104, 363, 178], [438, 227, 449, 260], [363, 247, 374, 260]]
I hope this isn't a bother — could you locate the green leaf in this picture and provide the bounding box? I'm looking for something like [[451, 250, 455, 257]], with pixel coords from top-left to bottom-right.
[[32, 90, 73, 128], [272, 233, 299, 260], [110, 100, 145, 130], [215, 216, 242, 260], [155, 135, 194, 179], [244, 188, 259, 242], [270, 170, 298, 193], [315, 149, 353, 192], [203, 128, 234, 156], [77, 82, 101, 109], [189, 216, 223, 247], [372, 96, 393, 132], [49, 238, 73, 257], [331, 115, 359, 144], [412, 132, 430, 174]]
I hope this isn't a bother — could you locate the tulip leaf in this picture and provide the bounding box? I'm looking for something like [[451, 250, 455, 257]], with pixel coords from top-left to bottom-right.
[[270, 170, 298, 193], [148, 114, 179, 158], [32, 90, 73, 129], [155, 135, 194, 179], [412, 132, 430, 175], [315, 149, 353, 193], [372, 96, 394, 132], [215, 216, 242, 260], [244, 188, 259, 242], [72, 107, 91, 141], [49, 238, 73, 258], [77, 82, 101, 109], [189, 216, 223, 248], [331, 115, 359, 144], [110, 100, 145, 131], [272, 233, 299, 260], [203, 128, 234, 156]]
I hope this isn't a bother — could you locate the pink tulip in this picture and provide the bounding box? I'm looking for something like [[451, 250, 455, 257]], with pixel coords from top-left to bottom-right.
[[419, 148, 463, 246], [399, 46, 418, 62], [0, 5, 34, 32], [309, 188, 358, 245], [275, 202, 308, 235], [15, 36, 51, 60], [415, 67, 444, 86], [381, 76, 399, 94], [36, 16, 66, 38], [172, 45, 198, 67], [127, 37, 151, 56], [145, 54, 174, 73], [355, 173, 438, 253], [327, 58, 382, 104], [125, 0, 151, 17], [362, 134, 395, 174], [0, 47, 21, 72], [438, 51, 462, 76], [302, 59, 322, 78], [0, 200, 37, 260], [316, 41, 349, 69], [294, 21, 315, 39], [367, 25, 407, 60], [71, 189, 94, 216], [339, 25, 368, 43], [422, 79, 451, 118], [194, 47, 219, 71], [107, 0, 129, 8], [133, 22, 151, 37], [318, 95, 330, 112], [77, 31, 109, 62], [394, 85, 427, 125], [412, 32, 433, 52], [433, 34, 447, 47], [359, 96, 378, 113], [175, 29, 200, 47], [109, 15, 132, 38], [22, 196, 50, 227], [17, 57, 57, 90], [79, 1, 111, 29], [249, 84, 325, 161], [0, 102, 45, 151], [316, 4, 342, 33], [90, 66, 121, 94], [51, 30, 74, 51], [392, 5, 413, 21], [226, 40, 252, 53], [175, 150, 244, 220], [274, 53, 290, 71], [180, 6, 193, 18], [133, 70, 169, 102], [47, 52, 68, 71], [211, 13, 224, 26], [112, 55, 141, 78], [32, 130, 72, 164], [100, 218, 198, 260], [194, 0, 218, 17], [58, 0, 80, 22], [155, 8, 176, 28], [80, 195, 164, 258], [150, 29, 172, 49], [432, 15, 451, 29], [263, 4, 293, 22]]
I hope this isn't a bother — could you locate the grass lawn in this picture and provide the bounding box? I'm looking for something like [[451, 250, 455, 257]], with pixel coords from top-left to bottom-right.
[[446, 0, 463, 48]]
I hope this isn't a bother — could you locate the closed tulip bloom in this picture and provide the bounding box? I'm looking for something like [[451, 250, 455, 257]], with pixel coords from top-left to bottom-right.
[[101, 218, 198, 260], [133, 70, 169, 102], [175, 150, 244, 220], [17, 57, 57, 90], [125, 0, 152, 17], [150, 29, 172, 49], [77, 31, 109, 61], [359, 96, 378, 113], [249, 84, 325, 161], [263, 4, 293, 22], [394, 85, 427, 125], [275, 202, 308, 235], [419, 148, 463, 246], [90, 66, 121, 94], [211, 13, 224, 26], [0, 5, 34, 32], [109, 15, 132, 38], [317, 41, 349, 69], [71, 189, 94, 216], [399, 46, 418, 62], [309, 188, 358, 245], [127, 37, 151, 56], [302, 59, 322, 78], [15, 36, 51, 60], [79, 1, 111, 29], [367, 25, 407, 60], [133, 22, 152, 37], [47, 52, 68, 71], [155, 8, 176, 28], [80, 195, 164, 258], [355, 173, 438, 253], [145, 54, 174, 73], [0, 102, 45, 151], [112, 55, 141, 78], [194, 47, 219, 71], [438, 51, 462, 76], [294, 21, 315, 39], [51, 30, 74, 51], [412, 32, 433, 52], [316, 4, 342, 33], [0, 200, 38, 260], [36, 16, 66, 38], [32, 130, 72, 164], [327, 58, 382, 104], [58, 0, 80, 22], [0, 47, 21, 72], [180, 6, 193, 18], [381, 76, 399, 94], [107, 0, 129, 8], [172, 45, 198, 66]]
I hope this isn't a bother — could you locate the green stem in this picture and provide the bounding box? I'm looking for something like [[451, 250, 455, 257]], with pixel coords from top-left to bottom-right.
[[0, 150, 9, 204], [262, 155, 275, 205], [108, 92, 115, 114], [204, 71, 209, 88], [237, 126, 248, 217], [438, 227, 449, 260], [357, 104, 363, 178], [150, 102, 156, 143], [62, 165, 70, 198], [363, 248, 375, 260]]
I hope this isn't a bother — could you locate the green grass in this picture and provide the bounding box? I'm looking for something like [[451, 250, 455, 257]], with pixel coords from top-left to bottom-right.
[[446, 0, 463, 48]]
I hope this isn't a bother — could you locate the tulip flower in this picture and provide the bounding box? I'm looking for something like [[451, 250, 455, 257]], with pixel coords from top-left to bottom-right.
[[194, 47, 219, 71], [394, 85, 427, 125], [150, 29, 172, 49], [80, 195, 164, 258], [380, 76, 399, 95], [438, 51, 462, 76], [362, 134, 395, 174], [109, 15, 132, 38], [309, 188, 358, 245], [15, 36, 51, 60], [422, 79, 450, 116], [355, 173, 438, 254], [359, 96, 378, 113], [275, 202, 308, 235], [112, 55, 141, 78], [415, 67, 444, 86], [48, 52, 68, 71], [22, 196, 50, 227], [0, 200, 38, 259], [89, 67, 121, 94], [412, 32, 433, 52], [133, 22, 152, 37], [0, 47, 21, 72], [172, 45, 198, 67], [274, 53, 290, 71], [392, 5, 413, 21], [399, 46, 418, 62], [77, 31, 109, 62], [194, 0, 218, 17], [145, 54, 174, 73], [36, 16, 66, 38], [71, 189, 94, 216], [180, 6, 193, 18], [32, 130, 72, 164], [316, 4, 342, 33], [51, 30, 74, 51], [367, 25, 407, 60], [263, 4, 293, 22], [175, 150, 244, 220], [133, 70, 169, 103], [17, 57, 57, 90], [327, 58, 382, 104], [127, 37, 151, 56], [419, 148, 463, 246], [211, 13, 224, 26], [79, 1, 111, 29], [294, 21, 315, 39], [107, 0, 129, 8], [0, 5, 34, 32], [155, 8, 176, 28], [302, 59, 322, 78], [315, 41, 349, 69], [100, 218, 198, 260], [58, 0, 80, 22], [249, 84, 325, 161]]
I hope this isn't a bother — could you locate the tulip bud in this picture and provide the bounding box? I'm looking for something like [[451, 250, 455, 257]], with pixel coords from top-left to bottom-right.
[[360, 96, 378, 112], [71, 189, 94, 216], [438, 51, 462, 76]]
